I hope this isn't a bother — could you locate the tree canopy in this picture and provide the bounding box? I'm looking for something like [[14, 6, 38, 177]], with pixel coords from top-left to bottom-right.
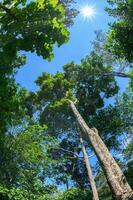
[[106, 0, 133, 62], [0, 0, 133, 199]]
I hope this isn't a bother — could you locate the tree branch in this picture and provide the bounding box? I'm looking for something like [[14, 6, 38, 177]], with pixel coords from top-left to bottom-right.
[[0, 3, 17, 19], [100, 71, 130, 78], [0, 3, 11, 13], [54, 147, 94, 160]]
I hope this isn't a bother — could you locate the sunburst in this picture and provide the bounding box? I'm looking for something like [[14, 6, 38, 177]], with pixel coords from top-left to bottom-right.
[[80, 4, 96, 20]]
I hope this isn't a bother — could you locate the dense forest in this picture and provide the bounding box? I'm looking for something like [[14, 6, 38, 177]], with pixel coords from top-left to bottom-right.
[[0, 0, 133, 200]]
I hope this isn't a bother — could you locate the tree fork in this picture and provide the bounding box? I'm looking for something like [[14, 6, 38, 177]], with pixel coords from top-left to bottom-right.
[[69, 100, 133, 200]]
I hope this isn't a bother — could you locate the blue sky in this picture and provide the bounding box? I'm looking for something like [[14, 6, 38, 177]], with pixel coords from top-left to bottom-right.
[[16, 0, 117, 91]]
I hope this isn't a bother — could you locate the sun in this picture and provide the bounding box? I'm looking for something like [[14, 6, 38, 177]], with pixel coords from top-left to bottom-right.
[[80, 5, 96, 19]]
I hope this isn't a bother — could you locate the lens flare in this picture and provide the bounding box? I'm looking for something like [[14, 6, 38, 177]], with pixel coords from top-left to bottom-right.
[[80, 5, 96, 20]]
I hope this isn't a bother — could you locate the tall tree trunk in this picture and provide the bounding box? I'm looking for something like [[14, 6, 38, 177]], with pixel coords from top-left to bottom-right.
[[80, 136, 99, 200], [69, 100, 133, 200]]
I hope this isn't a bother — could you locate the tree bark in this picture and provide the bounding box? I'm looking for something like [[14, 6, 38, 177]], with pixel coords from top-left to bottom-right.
[[69, 100, 133, 200], [80, 136, 99, 200]]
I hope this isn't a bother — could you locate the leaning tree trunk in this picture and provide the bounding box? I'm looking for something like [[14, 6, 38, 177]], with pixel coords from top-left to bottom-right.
[[69, 100, 133, 200], [80, 136, 99, 200]]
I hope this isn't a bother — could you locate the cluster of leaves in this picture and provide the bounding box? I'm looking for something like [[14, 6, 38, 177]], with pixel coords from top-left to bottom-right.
[[1, 125, 49, 182], [0, 0, 70, 63], [56, 188, 92, 200], [115, 90, 133, 134], [129, 71, 133, 89], [0, 123, 66, 199], [0, 184, 56, 200], [0, 86, 30, 186], [0, 185, 114, 200], [114, 90, 133, 189], [0, 187, 91, 200], [124, 160, 133, 189], [59, 0, 79, 27], [106, 0, 133, 62]]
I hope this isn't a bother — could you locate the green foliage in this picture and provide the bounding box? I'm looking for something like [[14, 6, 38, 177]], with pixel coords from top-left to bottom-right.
[[36, 51, 119, 121], [124, 140, 133, 159], [34, 51, 119, 135], [56, 188, 92, 200], [0, 0, 69, 63], [59, 0, 79, 27], [90, 105, 123, 151], [0, 0, 74, 193], [124, 160, 133, 189], [0, 0, 132, 198], [36, 72, 72, 103], [64, 52, 119, 118], [114, 89, 133, 189], [0, 185, 113, 200], [0, 80, 24, 133], [35, 72, 74, 133], [0, 184, 54, 200], [129, 71, 133, 90], [0, 123, 62, 196], [106, 0, 133, 62], [13, 125, 49, 165], [91, 30, 114, 66], [31, 50, 120, 188], [0, 0, 71, 185], [0, 186, 92, 200], [0, 84, 30, 187], [115, 90, 133, 133]]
